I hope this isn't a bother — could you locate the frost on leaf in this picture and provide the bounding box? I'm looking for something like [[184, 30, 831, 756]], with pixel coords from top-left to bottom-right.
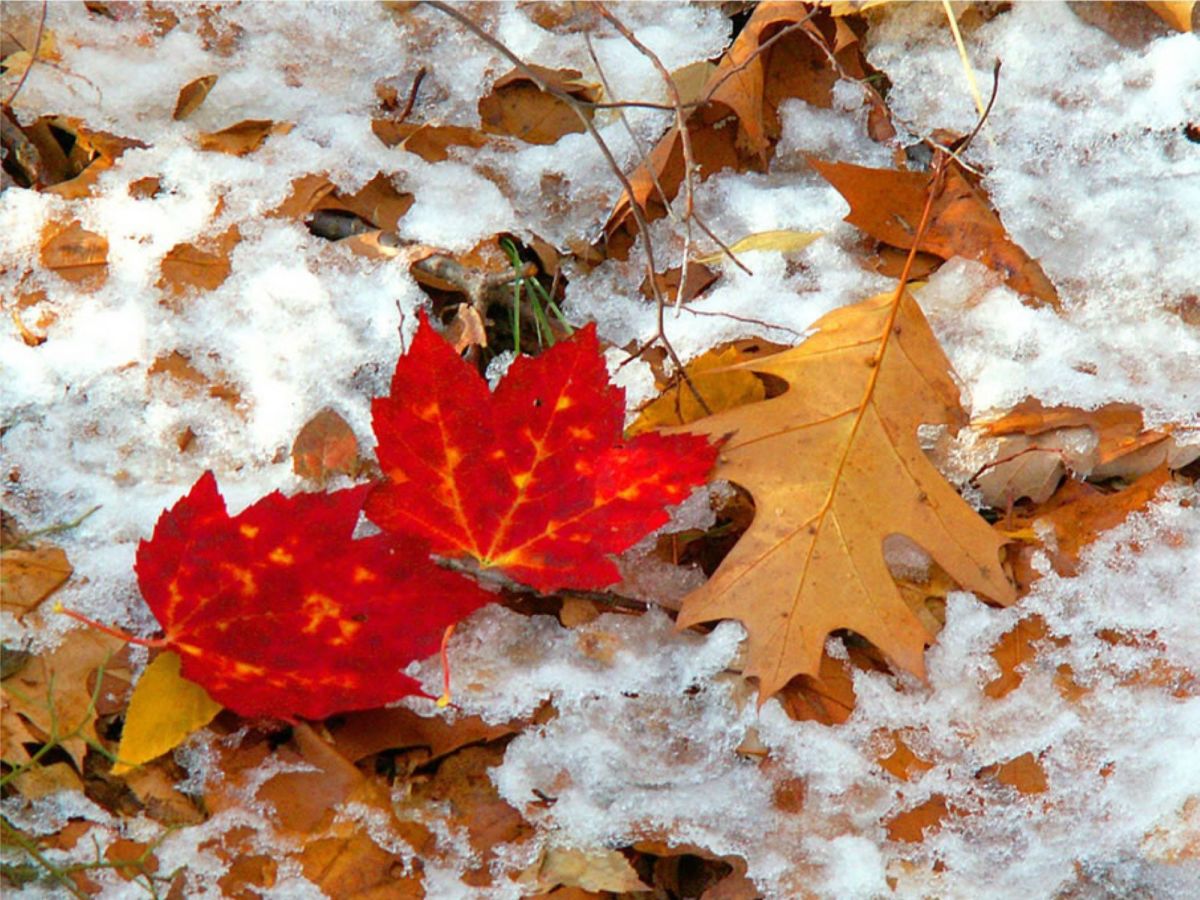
[[366, 313, 718, 592], [135, 471, 493, 720]]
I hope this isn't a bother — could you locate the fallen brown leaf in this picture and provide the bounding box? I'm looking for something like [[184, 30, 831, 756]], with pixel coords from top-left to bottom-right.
[[675, 290, 1015, 699], [478, 65, 599, 145], [196, 119, 293, 156], [292, 408, 360, 485], [809, 158, 1060, 309], [0, 545, 72, 620]]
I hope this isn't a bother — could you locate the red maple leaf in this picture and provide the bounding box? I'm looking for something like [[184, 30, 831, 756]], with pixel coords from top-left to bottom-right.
[[132, 472, 494, 720], [366, 314, 718, 592]]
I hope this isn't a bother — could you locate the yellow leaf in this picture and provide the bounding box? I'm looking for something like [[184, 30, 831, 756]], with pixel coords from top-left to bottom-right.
[[629, 342, 772, 435], [817, 0, 896, 15], [694, 229, 821, 265], [113, 651, 221, 775]]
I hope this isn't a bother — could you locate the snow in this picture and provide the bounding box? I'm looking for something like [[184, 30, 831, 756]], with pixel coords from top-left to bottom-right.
[[2, 2, 1198, 898]]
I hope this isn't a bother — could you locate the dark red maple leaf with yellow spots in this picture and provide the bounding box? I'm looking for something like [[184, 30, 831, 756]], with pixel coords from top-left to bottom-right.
[[366, 313, 718, 592], [133, 472, 493, 719]]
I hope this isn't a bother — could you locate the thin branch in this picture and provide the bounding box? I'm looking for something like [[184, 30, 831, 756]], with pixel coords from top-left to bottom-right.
[[423, 1, 711, 414], [3, 0, 47, 109]]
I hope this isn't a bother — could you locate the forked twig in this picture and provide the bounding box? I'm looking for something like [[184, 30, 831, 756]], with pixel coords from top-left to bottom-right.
[[423, 1, 712, 414]]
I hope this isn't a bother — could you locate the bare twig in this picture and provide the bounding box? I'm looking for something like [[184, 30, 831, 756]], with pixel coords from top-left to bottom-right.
[[396, 66, 427, 124], [3, 0, 47, 109], [423, 1, 711, 413]]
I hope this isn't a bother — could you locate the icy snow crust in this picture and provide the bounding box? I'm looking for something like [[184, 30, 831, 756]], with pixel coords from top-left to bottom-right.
[[2, 2, 1198, 898]]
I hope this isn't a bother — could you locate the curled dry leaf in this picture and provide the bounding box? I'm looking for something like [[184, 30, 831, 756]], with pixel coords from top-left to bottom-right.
[[606, 1, 880, 253], [674, 290, 1015, 700], [372, 119, 490, 162], [478, 64, 600, 145], [196, 119, 293, 156], [173, 73, 218, 120], [978, 397, 1186, 480], [808, 157, 1060, 309]]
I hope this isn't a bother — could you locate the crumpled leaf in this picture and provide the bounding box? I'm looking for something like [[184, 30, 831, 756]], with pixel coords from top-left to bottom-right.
[[606, 1, 880, 253], [0, 628, 125, 768], [478, 64, 599, 145], [371, 119, 491, 162], [808, 157, 1060, 309], [196, 119, 293, 156], [112, 650, 221, 775], [978, 398, 1185, 480], [675, 290, 1015, 699], [132, 471, 494, 719], [173, 74, 218, 120], [517, 846, 649, 893], [366, 313, 717, 592]]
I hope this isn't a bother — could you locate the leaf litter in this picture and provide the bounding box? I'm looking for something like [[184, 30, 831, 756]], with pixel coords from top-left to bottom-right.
[[2, 2, 1198, 898]]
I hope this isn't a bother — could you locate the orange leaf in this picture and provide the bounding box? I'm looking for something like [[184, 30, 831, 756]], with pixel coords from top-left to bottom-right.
[[0, 545, 72, 620], [157, 225, 240, 294], [173, 74, 218, 120], [196, 119, 293, 156], [478, 65, 599, 145], [40, 220, 108, 289], [372, 119, 490, 162], [675, 290, 1015, 699], [809, 158, 1060, 309]]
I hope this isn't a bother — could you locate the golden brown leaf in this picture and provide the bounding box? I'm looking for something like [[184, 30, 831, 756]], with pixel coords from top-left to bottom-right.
[[196, 119, 293, 156], [40, 220, 108, 289], [630, 342, 773, 435], [371, 119, 490, 162], [157, 225, 240, 294], [173, 73, 218, 120], [809, 158, 1060, 309], [977, 751, 1049, 795], [1, 545, 72, 620], [0, 628, 126, 768], [478, 65, 599, 145], [675, 290, 1015, 699]]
